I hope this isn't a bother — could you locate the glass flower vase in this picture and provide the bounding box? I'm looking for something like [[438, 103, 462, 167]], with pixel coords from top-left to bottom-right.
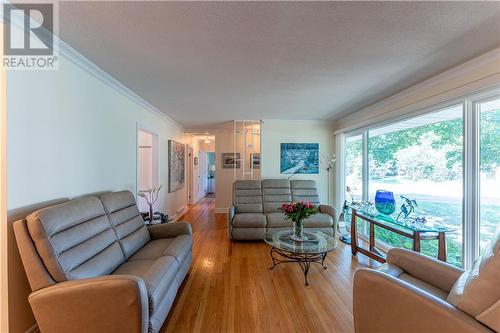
[[290, 220, 308, 242]]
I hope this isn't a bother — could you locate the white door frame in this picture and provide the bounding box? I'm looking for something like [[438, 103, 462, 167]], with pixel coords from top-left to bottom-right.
[[187, 146, 194, 205], [136, 124, 160, 211]]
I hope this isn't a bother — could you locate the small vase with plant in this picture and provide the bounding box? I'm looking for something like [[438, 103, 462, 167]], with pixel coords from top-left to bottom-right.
[[138, 185, 163, 222], [280, 201, 318, 242]]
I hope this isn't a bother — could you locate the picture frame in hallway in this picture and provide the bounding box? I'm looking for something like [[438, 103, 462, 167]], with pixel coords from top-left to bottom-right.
[[168, 140, 185, 192], [251, 153, 260, 169], [280, 143, 319, 174], [222, 153, 241, 168]]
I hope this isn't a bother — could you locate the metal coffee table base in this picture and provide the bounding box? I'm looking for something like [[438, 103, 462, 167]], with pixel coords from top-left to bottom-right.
[[269, 247, 328, 286]]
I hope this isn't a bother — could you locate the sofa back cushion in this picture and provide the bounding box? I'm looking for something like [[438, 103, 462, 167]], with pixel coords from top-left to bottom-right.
[[99, 191, 150, 259], [262, 179, 291, 213], [290, 180, 320, 204], [26, 197, 124, 282], [233, 180, 263, 213], [447, 224, 500, 322]]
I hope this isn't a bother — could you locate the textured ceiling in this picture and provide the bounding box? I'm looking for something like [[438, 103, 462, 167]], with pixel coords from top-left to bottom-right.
[[59, 1, 500, 129]]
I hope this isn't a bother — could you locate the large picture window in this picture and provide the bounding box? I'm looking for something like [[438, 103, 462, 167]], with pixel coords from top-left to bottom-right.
[[478, 97, 500, 255], [367, 105, 463, 267], [343, 90, 500, 268], [345, 135, 362, 202]]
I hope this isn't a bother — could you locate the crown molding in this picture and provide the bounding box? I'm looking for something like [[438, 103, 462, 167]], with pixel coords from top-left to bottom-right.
[[262, 119, 335, 126], [58, 39, 184, 130], [1, 0, 184, 130], [336, 47, 500, 132]]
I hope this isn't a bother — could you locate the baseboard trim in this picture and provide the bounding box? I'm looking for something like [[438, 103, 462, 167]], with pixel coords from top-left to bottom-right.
[[25, 323, 38, 333], [172, 205, 188, 221], [214, 207, 228, 214]]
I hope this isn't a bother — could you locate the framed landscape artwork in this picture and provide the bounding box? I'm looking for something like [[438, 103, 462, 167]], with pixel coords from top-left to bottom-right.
[[168, 140, 185, 192], [280, 143, 319, 174], [222, 153, 241, 168]]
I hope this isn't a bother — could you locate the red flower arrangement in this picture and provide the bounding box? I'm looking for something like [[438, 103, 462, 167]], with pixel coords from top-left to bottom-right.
[[280, 202, 318, 225], [280, 201, 318, 241]]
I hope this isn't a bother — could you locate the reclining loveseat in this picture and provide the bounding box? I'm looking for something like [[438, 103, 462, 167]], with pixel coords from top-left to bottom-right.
[[14, 190, 192, 333], [228, 179, 337, 240]]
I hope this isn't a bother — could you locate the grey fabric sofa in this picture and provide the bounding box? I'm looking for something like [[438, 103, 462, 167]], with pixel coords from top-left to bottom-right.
[[13, 190, 192, 333], [228, 179, 337, 240]]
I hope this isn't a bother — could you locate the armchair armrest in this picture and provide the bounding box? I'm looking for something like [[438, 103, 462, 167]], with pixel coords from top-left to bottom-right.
[[353, 269, 492, 333], [228, 206, 235, 239], [29, 275, 149, 333], [147, 222, 192, 239], [387, 248, 464, 292]]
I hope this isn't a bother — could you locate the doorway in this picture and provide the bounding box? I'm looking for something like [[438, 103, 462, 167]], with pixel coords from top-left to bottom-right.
[[137, 128, 159, 213], [187, 146, 194, 205], [206, 152, 215, 194]]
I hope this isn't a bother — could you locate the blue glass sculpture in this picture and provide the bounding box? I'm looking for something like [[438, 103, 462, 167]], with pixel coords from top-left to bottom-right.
[[374, 190, 396, 215]]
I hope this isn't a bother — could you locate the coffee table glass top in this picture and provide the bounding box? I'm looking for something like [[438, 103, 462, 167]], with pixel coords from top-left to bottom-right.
[[264, 229, 338, 254]]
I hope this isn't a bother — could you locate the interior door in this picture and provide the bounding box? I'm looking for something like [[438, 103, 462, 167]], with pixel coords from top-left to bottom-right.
[[187, 147, 194, 205]]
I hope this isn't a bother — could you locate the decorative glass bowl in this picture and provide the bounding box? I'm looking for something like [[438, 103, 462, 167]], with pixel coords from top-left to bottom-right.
[[375, 190, 396, 215]]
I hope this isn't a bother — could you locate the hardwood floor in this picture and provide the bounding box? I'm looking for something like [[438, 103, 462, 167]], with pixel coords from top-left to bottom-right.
[[161, 196, 380, 333]]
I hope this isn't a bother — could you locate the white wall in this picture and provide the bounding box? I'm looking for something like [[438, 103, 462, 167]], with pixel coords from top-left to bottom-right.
[[137, 130, 160, 213], [5, 52, 188, 332], [215, 120, 335, 213], [260, 120, 335, 206], [1, 22, 8, 333], [214, 129, 234, 211]]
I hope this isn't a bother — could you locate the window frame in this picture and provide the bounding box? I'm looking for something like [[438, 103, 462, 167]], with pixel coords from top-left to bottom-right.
[[341, 86, 500, 268]]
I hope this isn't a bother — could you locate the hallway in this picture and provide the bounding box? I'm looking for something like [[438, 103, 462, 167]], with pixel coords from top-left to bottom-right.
[[161, 197, 379, 333]]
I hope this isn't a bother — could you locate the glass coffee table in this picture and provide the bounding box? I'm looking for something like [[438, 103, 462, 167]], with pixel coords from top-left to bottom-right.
[[264, 229, 338, 285]]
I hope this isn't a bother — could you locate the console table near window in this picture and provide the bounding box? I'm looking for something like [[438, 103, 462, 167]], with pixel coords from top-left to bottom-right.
[[350, 208, 448, 263]]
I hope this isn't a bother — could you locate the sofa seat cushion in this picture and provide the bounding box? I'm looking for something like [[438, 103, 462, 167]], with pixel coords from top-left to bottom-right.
[[266, 213, 333, 228], [304, 213, 333, 227], [112, 256, 179, 315], [266, 213, 290, 228], [162, 235, 192, 264], [377, 263, 405, 278], [232, 213, 266, 228], [129, 236, 192, 264]]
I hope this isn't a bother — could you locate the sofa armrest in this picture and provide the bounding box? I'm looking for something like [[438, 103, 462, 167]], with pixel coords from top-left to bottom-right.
[[353, 269, 492, 333], [29, 275, 149, 333], [228, 206, 235, 240], [319, 204, 336, 217], [387, 248, 464, 292], [147, 222, 192, 239], [319, 204, 338, 236]]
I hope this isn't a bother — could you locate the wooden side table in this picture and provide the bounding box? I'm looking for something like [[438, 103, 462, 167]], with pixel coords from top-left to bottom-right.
[[350, 208, 447, 263]]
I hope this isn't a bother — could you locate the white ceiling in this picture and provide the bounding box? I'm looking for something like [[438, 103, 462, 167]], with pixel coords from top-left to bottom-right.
[[58, 1, 500, 129]]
